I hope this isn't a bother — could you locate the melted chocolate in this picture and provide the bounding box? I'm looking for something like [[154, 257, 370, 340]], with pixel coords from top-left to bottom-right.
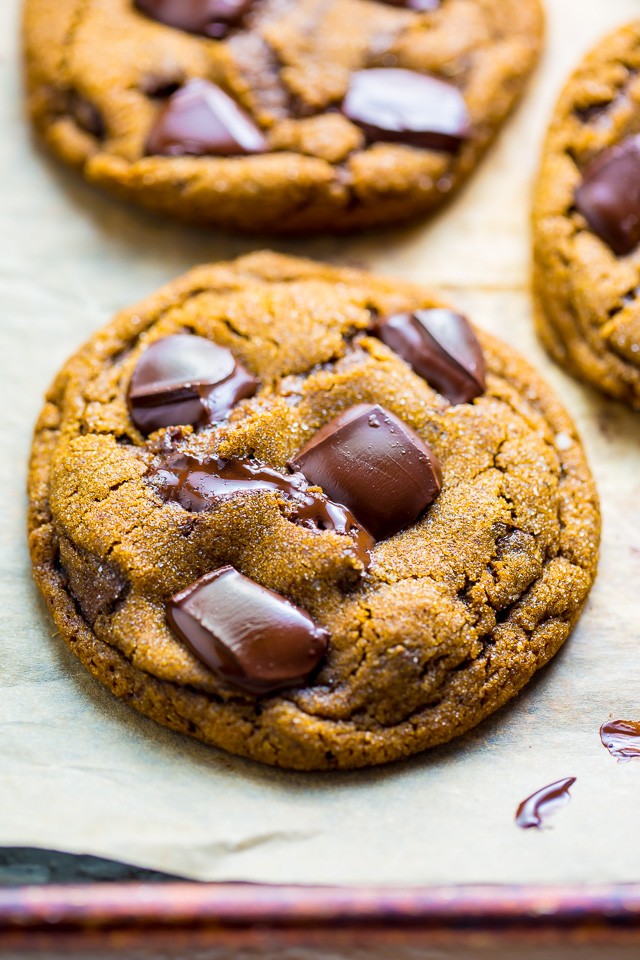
[[127, 334, 258, 435], [166, 566, 329, 694], [149, 453, 374, 566], [600, 719, 640, 762], [515, 778, 576, 830]]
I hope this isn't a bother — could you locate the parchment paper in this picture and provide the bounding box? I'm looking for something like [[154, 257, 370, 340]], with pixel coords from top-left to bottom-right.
[[2, 0, 640, 887]]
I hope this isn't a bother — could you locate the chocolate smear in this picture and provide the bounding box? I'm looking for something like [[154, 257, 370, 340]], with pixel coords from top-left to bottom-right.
[[600, 719, 640, 762], [515, 778, 576, 830]]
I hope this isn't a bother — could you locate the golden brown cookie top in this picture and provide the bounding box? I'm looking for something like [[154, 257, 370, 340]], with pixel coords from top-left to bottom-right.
[[23, 0, 544, 232], [28, 253, 599, 769]]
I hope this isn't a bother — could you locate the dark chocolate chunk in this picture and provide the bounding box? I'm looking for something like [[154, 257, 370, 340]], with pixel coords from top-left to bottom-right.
[[149, 453, 374, 566], [380, 0, 440, 9], [59, 538, 127, 624], [600, 719, 640, 762], [290, 404, 442, 542], [515, 777, 576, 830], [166, 566, 329, 694], [135, 0, 256, 39], [574, 100, 614, 124], [146, 78, 268, 157], [127, 334, 258, 435], [342, 69, 471, 152], [141, 74, 184, 99], [370, 309, 485, 404], [68, 91, 105, 139], [575, 135, 640, 256]]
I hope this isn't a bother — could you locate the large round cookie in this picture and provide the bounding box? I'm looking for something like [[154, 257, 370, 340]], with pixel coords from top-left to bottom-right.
[[23, 0, 543, 234], [28, 252, 599, 771], [533, 22, 640, 409]]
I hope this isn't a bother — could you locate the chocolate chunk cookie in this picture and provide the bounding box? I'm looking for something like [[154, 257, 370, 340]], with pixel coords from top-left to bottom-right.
[[23, 0, 544, 234], [28, 253, 599, 770], [533, 22, 640, 409]]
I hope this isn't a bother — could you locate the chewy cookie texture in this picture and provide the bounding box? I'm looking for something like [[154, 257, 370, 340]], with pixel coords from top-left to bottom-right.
[[533, 21, 640, 409], [23, 0, 543, 233], [28, 253, 600, 771]]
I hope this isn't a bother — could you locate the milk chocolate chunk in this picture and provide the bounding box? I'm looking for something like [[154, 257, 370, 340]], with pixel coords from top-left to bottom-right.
[[166, 566, 329, 694], [146, 78, 267, 156], [371, 309, 485, 404], [575, 135, 640, 256], [149, 453, 374, 566], [342, 69, 471, 152], [128, 334, 258, 435], [290, 404, 442, 542], [135, 0, 256, 38]]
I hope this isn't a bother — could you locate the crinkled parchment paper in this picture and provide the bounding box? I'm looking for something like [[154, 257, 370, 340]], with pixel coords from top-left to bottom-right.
[[1, 0, 639, 885]]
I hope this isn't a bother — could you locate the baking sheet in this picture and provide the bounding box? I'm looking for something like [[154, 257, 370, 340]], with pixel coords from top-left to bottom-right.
[[1, 0, 640, 886]]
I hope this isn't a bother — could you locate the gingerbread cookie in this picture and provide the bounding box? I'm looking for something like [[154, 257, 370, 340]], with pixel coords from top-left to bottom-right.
[[533, 21, 640, 409], [28, 253, 599, 770], [24, 0, 543, 233]]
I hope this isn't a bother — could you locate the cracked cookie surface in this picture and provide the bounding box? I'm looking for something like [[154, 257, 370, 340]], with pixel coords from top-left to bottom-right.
[[533, 22, 640, 409], [28, 252, 600, 770], [23, 0, 543, 233]]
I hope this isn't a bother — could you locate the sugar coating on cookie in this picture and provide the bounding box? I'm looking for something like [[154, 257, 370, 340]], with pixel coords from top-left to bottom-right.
[[28, 253, 599, 770], [533, 21, 640, 409], [23, 0, 543, 233]]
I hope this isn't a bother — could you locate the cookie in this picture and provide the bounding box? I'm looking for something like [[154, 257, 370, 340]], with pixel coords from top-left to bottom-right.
[[533, 22, 640, 409], [28, 252, 600, 770], [23, 0, 544, 234]]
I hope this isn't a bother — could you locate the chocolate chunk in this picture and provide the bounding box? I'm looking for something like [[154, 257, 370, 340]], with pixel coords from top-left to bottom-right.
[[149, 453, 374, 566], [68, 91, 105, 139], [127, 334, 258, 435], [290, 404, 442, 542], [575, 135, 640, 256], [166, 566, 329, 694], [370, 309, 485, 404], [141, 74, 183, 99], [600, 719, 640, 762], [342, 69, 471, 152], [380, 0, 440, 8], [515, 777, 576, 830], [146, 78, 268, 157], [59, 538, 127, 624], [135, 0, 256, 38]]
